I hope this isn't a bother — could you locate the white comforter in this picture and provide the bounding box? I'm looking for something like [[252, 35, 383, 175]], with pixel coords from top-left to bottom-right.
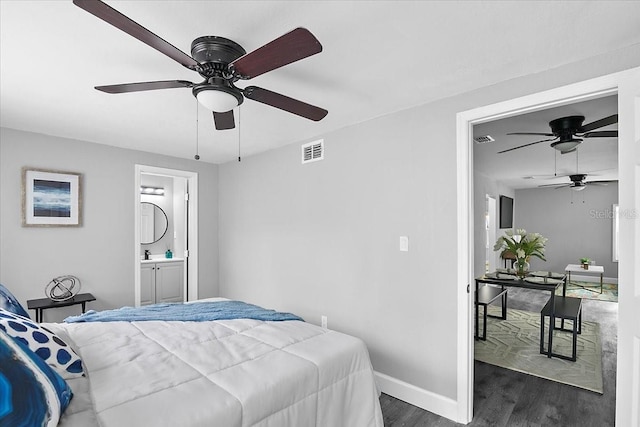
[[46, 317, 383, 426]]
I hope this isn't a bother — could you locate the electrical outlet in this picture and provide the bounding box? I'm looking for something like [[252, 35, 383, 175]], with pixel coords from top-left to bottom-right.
[[321, 315, 328, 329]]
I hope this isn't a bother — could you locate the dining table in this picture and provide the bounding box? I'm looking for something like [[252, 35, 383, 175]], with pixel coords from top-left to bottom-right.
[[475, 269, 567, 358]]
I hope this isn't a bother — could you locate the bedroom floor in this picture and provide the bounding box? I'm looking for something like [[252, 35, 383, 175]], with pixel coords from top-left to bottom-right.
[[380, 287, 617, 426]]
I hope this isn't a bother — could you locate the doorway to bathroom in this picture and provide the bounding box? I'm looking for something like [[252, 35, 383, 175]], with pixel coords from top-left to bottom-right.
[[134, 165, 199, 306]]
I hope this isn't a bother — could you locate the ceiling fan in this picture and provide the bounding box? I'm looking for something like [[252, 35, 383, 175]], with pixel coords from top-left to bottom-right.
[[538, 173, 614, 191], [72, 0, 328, 131], [498, 114, 618, 154]]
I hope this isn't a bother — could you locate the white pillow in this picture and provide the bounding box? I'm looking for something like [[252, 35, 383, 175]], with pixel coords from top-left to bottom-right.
[[0, 308, 83, 379]]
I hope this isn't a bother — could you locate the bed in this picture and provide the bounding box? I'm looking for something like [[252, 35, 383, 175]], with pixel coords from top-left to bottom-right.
[[1, 294, 383, 426]]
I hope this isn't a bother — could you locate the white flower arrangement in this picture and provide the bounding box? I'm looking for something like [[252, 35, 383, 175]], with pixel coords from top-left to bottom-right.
[[494, 229, 547, 274]]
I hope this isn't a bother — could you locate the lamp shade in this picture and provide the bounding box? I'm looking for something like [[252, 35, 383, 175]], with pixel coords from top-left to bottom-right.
[[551, 139, 581, 153], [196, 89, 239, 112]]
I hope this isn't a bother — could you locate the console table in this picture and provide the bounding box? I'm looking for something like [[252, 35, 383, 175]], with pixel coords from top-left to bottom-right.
[[27, 293, 96, 322], [565, 264, 604, 294]]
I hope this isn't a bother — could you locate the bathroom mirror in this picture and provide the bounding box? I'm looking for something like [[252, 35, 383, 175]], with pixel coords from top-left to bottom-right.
[[140, 202, 168, 245]]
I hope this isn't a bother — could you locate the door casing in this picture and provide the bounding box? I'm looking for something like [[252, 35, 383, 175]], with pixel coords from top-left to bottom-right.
[[134, 165, 199, 305], [455, 67, 639, 424]]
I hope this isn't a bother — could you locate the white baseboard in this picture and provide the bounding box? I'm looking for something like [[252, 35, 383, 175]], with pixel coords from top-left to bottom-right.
[[374, 371, 459, 422]]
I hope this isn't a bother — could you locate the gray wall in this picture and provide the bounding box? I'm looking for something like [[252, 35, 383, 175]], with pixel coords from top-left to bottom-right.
[[515, 184, 619, 277], [473, 171, 515, 277], [0, 128, 219, 321], [220, 105, 461, 397], [218, 43, 640, 400]]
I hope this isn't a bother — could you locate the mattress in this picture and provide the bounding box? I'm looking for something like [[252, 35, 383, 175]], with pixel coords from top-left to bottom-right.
[[46, 313, 383, 426]]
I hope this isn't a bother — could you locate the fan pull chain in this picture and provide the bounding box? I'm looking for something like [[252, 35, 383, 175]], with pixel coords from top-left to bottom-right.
[[194, 101, 200, 160], [238, 107, 241, 162]]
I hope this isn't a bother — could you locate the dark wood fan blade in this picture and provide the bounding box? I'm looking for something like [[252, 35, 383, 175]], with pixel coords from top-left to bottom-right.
[[580, 114, 618, 132], [213, 111, 235, 130], [231, 28, 322, 79], [538, 182, 569, 188], [583, 130, 618, 138], [507, 132, 556, 136], [497, 138, 557, 154], [243, 86, 327, 121], [95, 80, 193, 93], [73, 0, 198, 69]]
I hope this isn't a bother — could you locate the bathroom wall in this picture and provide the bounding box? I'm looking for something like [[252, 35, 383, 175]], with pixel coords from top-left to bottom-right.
[[140, 174, 177, 257]]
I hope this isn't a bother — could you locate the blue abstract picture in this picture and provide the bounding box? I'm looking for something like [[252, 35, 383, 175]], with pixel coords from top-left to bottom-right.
[[23, 168, 81, 227], [33, 179, 71, 218]]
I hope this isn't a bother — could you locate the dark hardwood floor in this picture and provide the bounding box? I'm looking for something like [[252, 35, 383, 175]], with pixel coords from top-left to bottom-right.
[[381, 287, 617, 426]]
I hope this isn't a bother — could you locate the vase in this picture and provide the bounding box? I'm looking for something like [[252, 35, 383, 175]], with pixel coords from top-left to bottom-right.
[[516, 260, 529, 278]]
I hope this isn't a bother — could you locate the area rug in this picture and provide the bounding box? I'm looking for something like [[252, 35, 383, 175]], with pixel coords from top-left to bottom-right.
[[556, 281, 618, 302], [475, 306, 603, 394]]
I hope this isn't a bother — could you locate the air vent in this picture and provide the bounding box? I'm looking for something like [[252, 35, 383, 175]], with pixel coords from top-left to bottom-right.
[[474, 135, 495, 144], [302, 140, 324, 164]]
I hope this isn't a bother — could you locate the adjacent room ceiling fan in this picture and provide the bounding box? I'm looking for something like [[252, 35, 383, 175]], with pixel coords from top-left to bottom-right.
[[498, 114, 618, 154], [538, 173, 614, 192], [72, 0, 328, 131]]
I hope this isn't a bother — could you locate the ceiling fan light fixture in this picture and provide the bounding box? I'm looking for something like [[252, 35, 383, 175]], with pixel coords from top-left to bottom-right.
[[571, 183, 586, 191], [195, 88, 242, 112], [551, 138, 582, 153]]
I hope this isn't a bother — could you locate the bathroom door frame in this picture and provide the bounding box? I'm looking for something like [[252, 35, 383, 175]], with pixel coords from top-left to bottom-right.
[[134, 165, 199, 306]]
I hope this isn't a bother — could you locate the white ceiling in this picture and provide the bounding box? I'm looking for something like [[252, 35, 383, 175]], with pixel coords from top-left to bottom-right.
[[473, 95, 618, 190], [1, 1, 639, 164]]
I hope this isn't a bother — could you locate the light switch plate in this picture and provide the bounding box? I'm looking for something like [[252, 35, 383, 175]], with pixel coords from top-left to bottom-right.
[[399, 236, 409, 252]]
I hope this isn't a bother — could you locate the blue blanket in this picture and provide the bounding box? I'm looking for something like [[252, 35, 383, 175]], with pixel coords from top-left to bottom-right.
[[64, 300, 304, 323]]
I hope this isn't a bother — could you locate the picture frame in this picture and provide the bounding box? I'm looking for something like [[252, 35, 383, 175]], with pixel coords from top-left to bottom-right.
[[22, 168, 82, 227]]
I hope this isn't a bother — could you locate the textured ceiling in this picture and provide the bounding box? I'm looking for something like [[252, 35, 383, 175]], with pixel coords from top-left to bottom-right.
[[1, 1, 639, 164]]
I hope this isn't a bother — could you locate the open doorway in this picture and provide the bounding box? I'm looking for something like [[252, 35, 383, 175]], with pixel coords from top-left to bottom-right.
[[134, 165, 199, 306], [471, 95, 619, 419], [455, 68, 640, 425], [484, 195, 498, 273]]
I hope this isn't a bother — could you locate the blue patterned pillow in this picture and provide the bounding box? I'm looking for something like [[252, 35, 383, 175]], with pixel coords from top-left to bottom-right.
[[0, 329, 73, 426], [0, 308, 83, 379], [0, 284, 30, 319]]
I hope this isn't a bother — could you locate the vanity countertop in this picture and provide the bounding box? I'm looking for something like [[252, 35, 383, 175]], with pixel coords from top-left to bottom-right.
[[141, 257, 184, 264]]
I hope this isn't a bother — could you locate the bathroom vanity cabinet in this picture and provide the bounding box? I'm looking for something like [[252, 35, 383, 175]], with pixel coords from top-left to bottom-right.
[[140, 259, 184, 305]]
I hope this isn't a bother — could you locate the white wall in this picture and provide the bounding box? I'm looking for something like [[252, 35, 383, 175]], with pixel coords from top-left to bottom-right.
[[0, 128, 219, 321], [218, 43, 640, 406], [515, 183, 619, 277]]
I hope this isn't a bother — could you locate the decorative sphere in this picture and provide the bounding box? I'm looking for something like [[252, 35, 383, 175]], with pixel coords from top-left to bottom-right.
[[194, 154, 200, 160]]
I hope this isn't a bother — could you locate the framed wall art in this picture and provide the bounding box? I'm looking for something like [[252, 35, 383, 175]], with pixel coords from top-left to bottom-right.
[[22, 168, 82, 227]]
